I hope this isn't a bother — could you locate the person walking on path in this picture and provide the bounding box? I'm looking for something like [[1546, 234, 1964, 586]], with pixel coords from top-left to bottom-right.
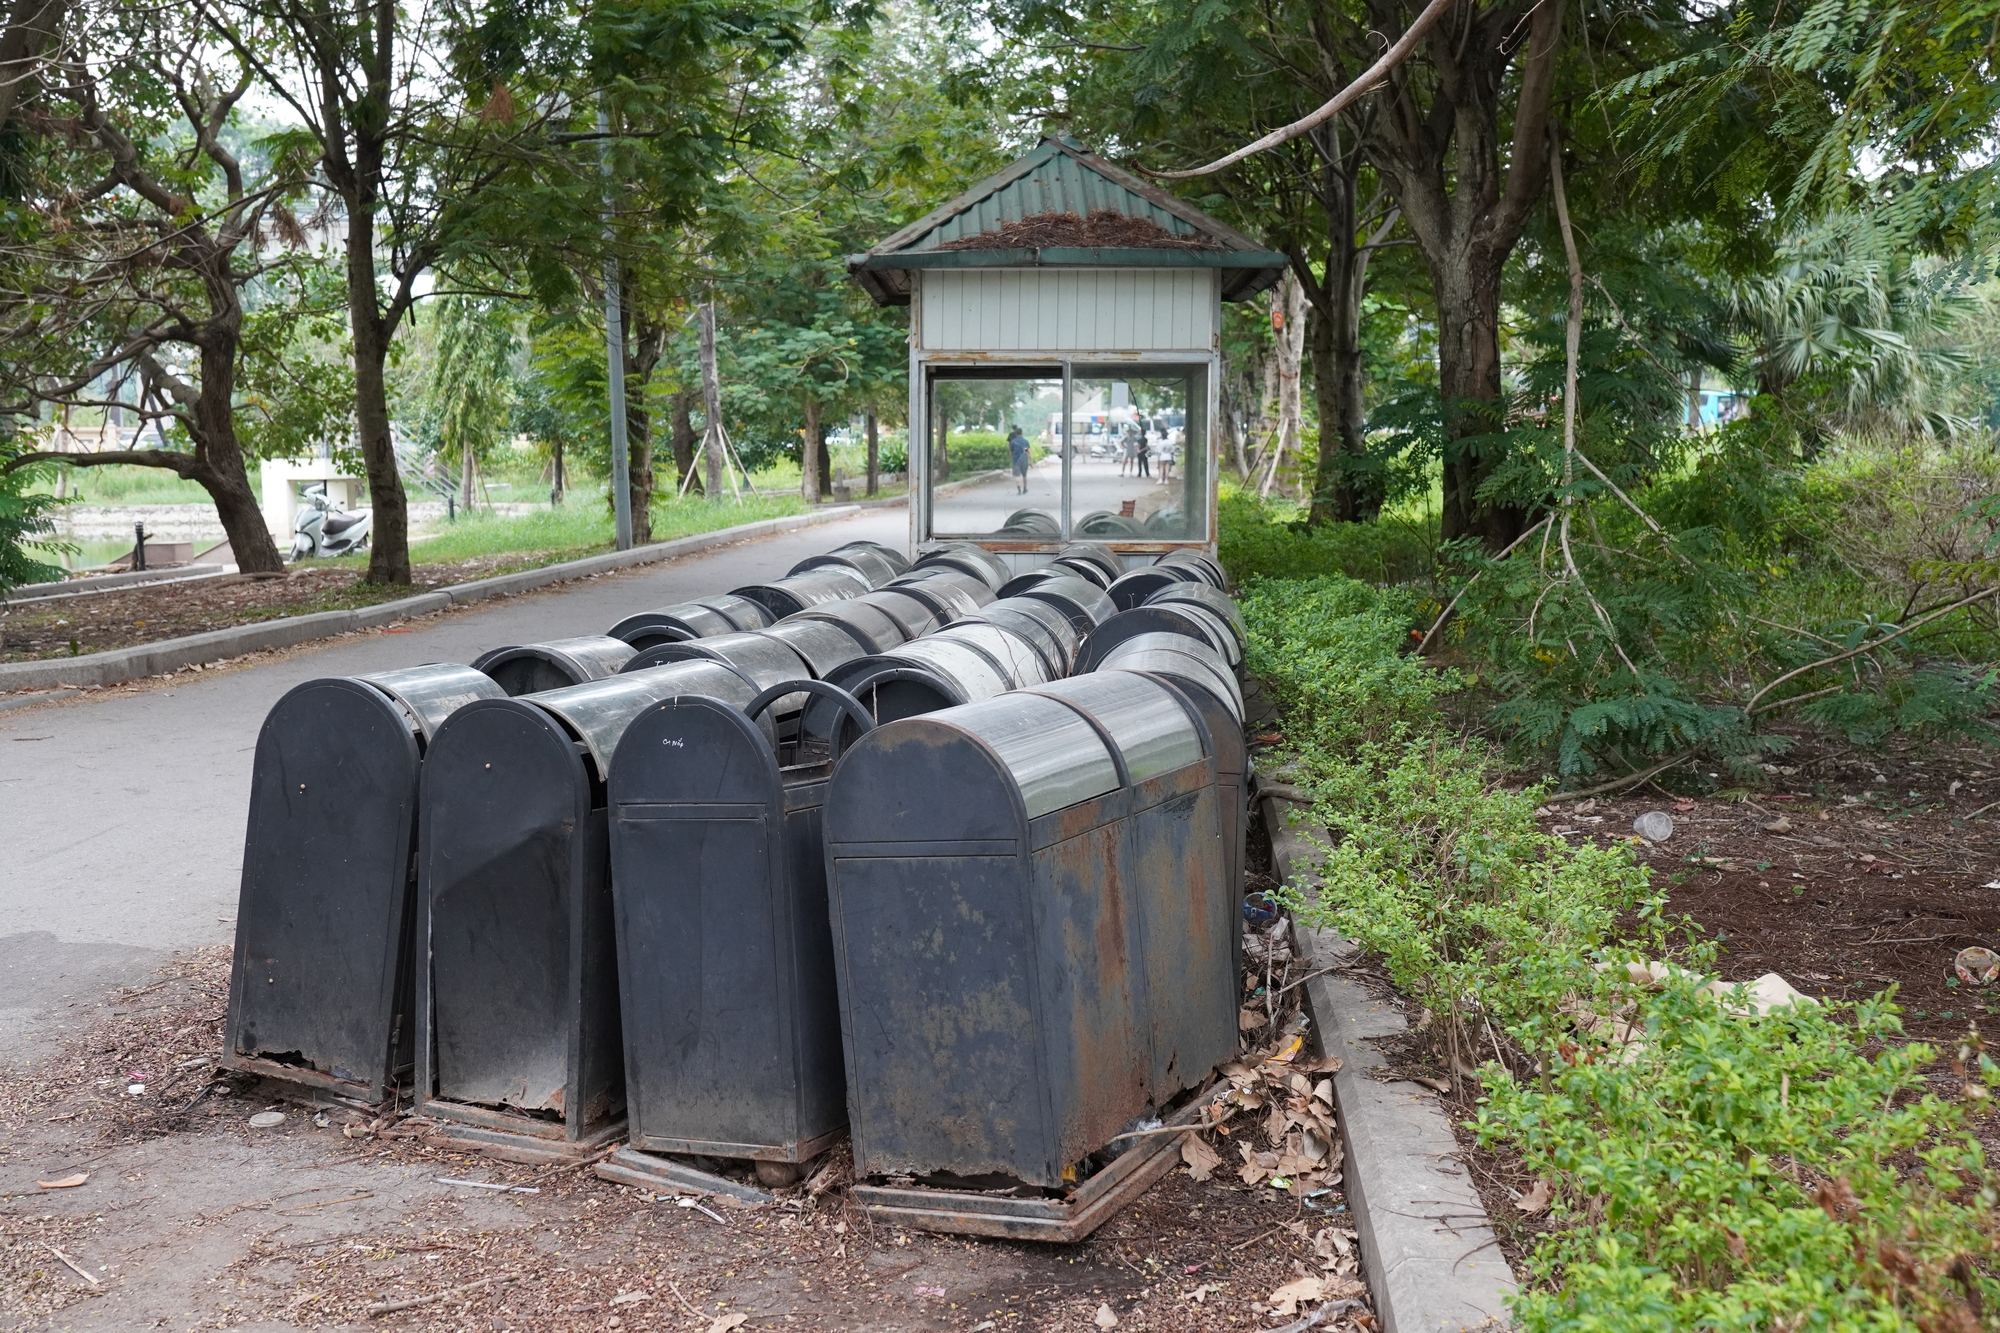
[[1007, 424, 1032, 493]]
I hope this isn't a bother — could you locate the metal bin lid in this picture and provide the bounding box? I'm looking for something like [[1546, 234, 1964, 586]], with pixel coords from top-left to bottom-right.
[[966, 599, 1078, 678], [525, 659, 767, 776], [471, 635, 638, 694], [755, 619, 871, 678], [922, 693, 1122, 819], [933, 621, 1050, 688], [620, 630, 811, 699], [884, 570, 991, 623], [1056, 541, 1123, 586], [1095, 635, 1244, 722], [995, 568, 1061, 599], [1145, 582, 1246, 650], [1155, 549, 1229, 590], [1013, 574, 1117, 636], [1106, 564, 1203, 611], [828, 539, 911, 574], [997, 508, 1061, 537], [702, 593, 776, 630], [912, 541, 1010, 590], [790, 598, 911, 654], [788, 547, 902, 588], [608, 600, 739, 646], [731, 568, 869, 618], [1079, 605, 1238, 672], [852, 588, 942, 639], [1028, 673, 1206, 784], [358, 663, 508, 742]]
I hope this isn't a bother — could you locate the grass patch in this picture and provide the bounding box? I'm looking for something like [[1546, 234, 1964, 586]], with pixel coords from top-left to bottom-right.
[[411, 491, 806, 567]]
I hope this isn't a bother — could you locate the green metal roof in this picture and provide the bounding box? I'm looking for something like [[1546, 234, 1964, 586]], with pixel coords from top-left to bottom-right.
[[850, 136, 1287, 307]]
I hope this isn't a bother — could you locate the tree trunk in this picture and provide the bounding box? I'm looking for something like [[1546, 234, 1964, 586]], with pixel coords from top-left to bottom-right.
[[816, 418, 833, 499], [551, 441, 565, 504], [1364, 0, 1564, 548], [699, 300, 724, 496], [671, 390, 700, 495], [1260, 272, 1305, 500], [625, 315, 664, 544], [934, 398, 951, 483], [459, 435, 475, 512], [801, 397, 821, 504], [865, 412, 879, 496], [345, 201, 412, 584], [185, 324, 284, 574]]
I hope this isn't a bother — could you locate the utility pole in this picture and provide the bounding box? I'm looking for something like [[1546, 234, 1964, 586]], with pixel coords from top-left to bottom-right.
[[700, 299, 724, 497], [598, 102, 632, 550]]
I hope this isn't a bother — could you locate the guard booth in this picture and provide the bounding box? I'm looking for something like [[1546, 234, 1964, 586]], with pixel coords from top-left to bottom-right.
[[849, 135, 1284, 568]]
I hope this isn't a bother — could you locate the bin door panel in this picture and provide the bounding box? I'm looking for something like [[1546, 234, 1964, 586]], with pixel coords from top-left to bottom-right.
[[425, 709, 584, 1113], [229, 681, 419, 1098], [1130, 771, 1234, 1099], [614, 808, 800, 1150], [829, 854, 1052, 1184]]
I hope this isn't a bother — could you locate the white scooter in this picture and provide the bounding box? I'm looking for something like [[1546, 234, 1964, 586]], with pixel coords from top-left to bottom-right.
[[290, 487, 372, 560]]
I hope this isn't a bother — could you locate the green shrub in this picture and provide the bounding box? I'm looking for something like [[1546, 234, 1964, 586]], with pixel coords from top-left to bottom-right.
[[0, 449, 66, 590], [1238, 560, 2000, 1332], [1218, 491, 1437, 584]]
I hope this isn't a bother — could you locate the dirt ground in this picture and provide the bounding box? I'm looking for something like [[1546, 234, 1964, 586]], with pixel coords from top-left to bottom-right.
[[0, 943, 1371, 1333], [0, 555, 572, 664]]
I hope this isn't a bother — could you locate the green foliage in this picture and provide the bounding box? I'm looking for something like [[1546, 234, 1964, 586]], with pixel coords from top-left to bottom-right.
[[1218, 492, 1437, 585], [409, 490, 803, 563], [0, 445, 66, 591], [1238, 562, 2000, 1333]]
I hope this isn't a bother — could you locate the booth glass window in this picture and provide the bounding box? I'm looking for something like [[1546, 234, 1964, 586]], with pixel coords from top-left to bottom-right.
[[924, 364, 1208, 542], [1069, 368, 1206, 542]]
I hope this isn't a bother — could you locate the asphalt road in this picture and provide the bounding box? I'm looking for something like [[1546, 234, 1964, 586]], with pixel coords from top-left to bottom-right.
[[0, 507, 909, 1065]]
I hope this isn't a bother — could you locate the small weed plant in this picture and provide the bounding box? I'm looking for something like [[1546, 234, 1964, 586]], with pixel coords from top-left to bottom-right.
[[1242, 570, 2000, 1331]]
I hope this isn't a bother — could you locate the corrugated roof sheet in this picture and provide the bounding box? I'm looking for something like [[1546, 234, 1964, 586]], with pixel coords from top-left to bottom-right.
[[911, 153, 1203, 250]]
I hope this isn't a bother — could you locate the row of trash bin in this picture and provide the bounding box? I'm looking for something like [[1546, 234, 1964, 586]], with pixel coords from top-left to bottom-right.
[[224, 533, 1252, 1218]]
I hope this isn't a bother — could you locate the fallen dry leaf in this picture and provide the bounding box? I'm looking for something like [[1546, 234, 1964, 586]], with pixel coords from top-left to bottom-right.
[[1185, 1283, 1220, 1304], [1516, 1178, 1553, 1215], [1239, 1007, 1266, 1032], [1181, 1134, 1222, 1182], [36, 1172, 88, 1190], [707, 1315, 748, 1333], [1094, 1302, 1120, 1328], [1269, 1276, 1326, 1315], [609, 1290, 650, 1306]]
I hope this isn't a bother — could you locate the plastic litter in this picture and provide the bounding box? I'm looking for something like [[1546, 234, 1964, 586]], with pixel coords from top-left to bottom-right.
[[1632, 811, 1675, 842]]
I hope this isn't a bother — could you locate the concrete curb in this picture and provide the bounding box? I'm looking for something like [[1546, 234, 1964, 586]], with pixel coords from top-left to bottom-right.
[[6, 563, 227, 603], [1260, 792, 1516, 1333], [0, 504, 878, 692]]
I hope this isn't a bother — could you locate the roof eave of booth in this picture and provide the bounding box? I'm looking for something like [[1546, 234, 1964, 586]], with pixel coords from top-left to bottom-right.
[[848, 135, 1287, 307]]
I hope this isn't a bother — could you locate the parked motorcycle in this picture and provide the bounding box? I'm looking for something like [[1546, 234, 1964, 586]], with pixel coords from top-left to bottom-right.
[[290, 487, 372, 560]]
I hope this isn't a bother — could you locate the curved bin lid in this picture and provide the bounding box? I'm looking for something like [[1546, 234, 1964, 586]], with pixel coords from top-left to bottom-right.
[[524, 658, 768, 777], [933, 621, 1050, 688], [1076, 510, 1145, 537], [620, 630, 812, 703], [1027, 673, 1207, 784], [1156, 549, 1229, 590], [828, 538, 911, 575], [1013, 574, 1117, 637], [884, 570, 990, 623], [995, 567, 1062, 599], [731, 568, 868, 619], [608, 600, 740, 648], [702, 592, 776, 630], [1056, 541, 1123, 586], [1079, 604, 1239, 672], [755, 618, 871, 678], [790, 598, 911, 654], [1095, 634, 1244, 722], [852, 587, 941, 639], [816, 636, 1016, 735], [1106, 564, 1203, 611], [966, 598, 1079, 678], [471, 635, 637, 695], [787, 547, 901, 588], [915, 693, 1122, 819], [912, 541, 1010, 590], [1145, 583, 1247, 651], [1048, 556, 1112, 589], [358, 663, 508, 743], [997, 508, 1061, 536]]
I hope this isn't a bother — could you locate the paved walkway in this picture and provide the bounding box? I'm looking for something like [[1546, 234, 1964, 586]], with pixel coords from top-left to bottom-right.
[[0, 508, 908, 1064]]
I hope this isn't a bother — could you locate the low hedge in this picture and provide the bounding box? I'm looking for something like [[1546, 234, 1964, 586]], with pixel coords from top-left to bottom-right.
[[1242, 571, 2000, 1333]]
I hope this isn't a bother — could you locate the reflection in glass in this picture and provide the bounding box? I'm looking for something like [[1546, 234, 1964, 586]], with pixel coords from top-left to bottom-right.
[[1069, 371, 1206, 541], [929, 374, 1064, 538]]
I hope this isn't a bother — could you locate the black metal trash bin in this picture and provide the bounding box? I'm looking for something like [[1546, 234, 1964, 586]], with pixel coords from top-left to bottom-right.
[[1145, 583, 1247, 658], [787, 546, 902, 588], [1078, 604, 1242, 675], [912, 541, 1009, 590], [732, 569, 870, 619], [963, 596, 1082, 679], [1105, 563, 1204, 611], [471, 635, 637, 694], [415, 660, 763, 1161], [225, 664, 506, 1106], [600, 679, 878, 1190], [789, 597, 913, 654], [823, 672, 1231, 1205], [1010, 573, 1116, 639], [608, 594, 773, 650]]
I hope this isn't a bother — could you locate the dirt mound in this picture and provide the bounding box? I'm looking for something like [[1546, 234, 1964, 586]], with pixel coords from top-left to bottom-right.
[[936, 209, 1224, 251]]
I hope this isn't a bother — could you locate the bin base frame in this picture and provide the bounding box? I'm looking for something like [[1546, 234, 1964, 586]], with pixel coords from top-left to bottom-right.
[[627, 1124, 844, 1166], [595, 1146, 778, 1205], [240, 1071, 407, 1117], [851, 1082, 1225, 1243], [421, 1097, 627, 1166]]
